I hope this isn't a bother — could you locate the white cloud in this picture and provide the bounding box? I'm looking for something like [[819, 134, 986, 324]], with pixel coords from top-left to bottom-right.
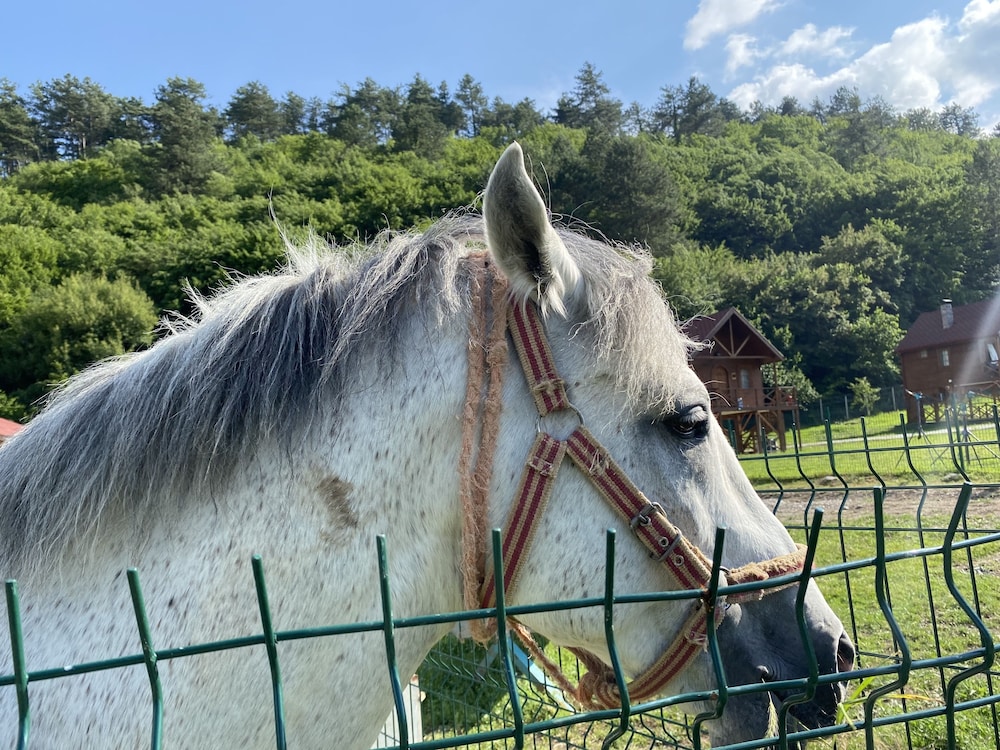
[[951, 0, 1000, 105], [779, 24, 854, 60], [684, 0, 781, 51], [846, 17, 950, 109], [727, 2, 1000, 114], [725, 34, 761, 75], [958, 0, 1000, 29], [727, 63, 851, 109]]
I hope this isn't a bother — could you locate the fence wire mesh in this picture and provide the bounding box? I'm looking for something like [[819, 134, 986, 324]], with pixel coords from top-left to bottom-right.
[[4, 409, 1000, 749]]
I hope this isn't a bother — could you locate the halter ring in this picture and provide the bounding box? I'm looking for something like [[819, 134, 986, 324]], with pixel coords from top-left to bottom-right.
[[535, 402, 584, 436]]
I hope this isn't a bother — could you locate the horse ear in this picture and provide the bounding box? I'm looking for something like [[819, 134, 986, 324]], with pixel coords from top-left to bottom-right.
[[483, 142, 581, 316]]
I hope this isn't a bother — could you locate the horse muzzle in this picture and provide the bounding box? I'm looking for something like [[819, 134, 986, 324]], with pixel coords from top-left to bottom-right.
[[760, 628, 856, 729]]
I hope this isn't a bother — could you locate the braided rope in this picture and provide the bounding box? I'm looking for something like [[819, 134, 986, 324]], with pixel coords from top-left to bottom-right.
[[458, 255, 510, 643]]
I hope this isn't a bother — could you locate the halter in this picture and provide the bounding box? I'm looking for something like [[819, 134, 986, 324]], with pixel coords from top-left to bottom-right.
[[460, 255, 807, 710]]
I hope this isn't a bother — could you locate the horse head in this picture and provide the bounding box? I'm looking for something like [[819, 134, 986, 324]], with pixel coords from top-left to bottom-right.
[[479, 142, 854, 744]]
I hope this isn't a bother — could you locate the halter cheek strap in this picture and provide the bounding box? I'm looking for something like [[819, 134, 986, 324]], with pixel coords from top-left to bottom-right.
[[462, 256, 807, 709]]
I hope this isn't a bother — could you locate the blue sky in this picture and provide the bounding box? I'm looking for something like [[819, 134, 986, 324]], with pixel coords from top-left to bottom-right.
[[4, 0, 999, 130]]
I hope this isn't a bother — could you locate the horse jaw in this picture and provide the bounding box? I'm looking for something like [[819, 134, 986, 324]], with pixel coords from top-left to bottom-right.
[[483, 142, 582, 316]]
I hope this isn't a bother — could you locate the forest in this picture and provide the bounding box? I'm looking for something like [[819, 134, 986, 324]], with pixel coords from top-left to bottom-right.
[[0, 64, 998, 421]]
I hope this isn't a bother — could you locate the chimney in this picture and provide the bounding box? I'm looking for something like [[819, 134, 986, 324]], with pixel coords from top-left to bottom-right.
[[940, 300, 954, 329]]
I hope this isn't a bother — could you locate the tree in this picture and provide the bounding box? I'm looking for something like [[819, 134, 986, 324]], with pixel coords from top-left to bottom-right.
[[723, 253, 902, 394], [108, 95, 152, 144], [392, 75, 452, 156], [278, 92, 308, 134], [964, 138, 1000, 289], [557, 134, 684, 250], [0, 79, 39, 175], [821, 88, 897, 167], [0, 273, 158, 409], [30, 75, 117, 159], [554, 63, 623, 135], [148, 77, 221, 193], [329, 78, 399, 147], [652, 241, 737, 320], [479, 97, 544, 143], [0, 223, 59, 326], [224, 81, 283, 142], [816, 221, 904, 308], [651, 77, 735, 142], [939, 103, 979, 136], [904, 107, 941, 132], [778, 96, 806, 117], [849, 377, 879, 416], [455, 74, 487, 137]]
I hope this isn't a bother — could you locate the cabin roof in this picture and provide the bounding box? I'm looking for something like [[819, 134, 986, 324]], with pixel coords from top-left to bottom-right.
[[685, 307, 784, 362], [0, 417, 22, 440], [896, 298, 1000, 354]]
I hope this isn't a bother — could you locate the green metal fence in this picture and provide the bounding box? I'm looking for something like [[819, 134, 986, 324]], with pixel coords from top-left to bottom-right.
[[5, 411, 1000, 749]]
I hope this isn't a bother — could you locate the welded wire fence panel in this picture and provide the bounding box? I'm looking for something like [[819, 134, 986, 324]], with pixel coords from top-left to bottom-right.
[[5, 421, 1000, 749], [737, 405, 1000, 488]]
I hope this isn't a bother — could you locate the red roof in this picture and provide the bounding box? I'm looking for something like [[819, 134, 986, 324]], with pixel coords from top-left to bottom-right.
[[896, 298, 1000, 354], [0, 417, 23, 439]]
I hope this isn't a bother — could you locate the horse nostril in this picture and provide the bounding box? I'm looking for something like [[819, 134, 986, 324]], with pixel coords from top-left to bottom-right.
[[837, 631, 856, 674]]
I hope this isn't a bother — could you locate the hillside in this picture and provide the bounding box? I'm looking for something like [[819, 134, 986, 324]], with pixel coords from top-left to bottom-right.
[[0, 68, 998, 419]]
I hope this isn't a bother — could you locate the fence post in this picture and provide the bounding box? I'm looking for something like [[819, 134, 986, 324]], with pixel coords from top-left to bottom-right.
[[251, 556, 286, 750], [5, 580, 30, 750], [376, 536, 410, 750], [127, 569, 164, 750]]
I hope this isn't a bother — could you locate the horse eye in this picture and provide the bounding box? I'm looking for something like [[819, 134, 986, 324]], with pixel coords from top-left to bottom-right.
[[665, 407, 709, 441]]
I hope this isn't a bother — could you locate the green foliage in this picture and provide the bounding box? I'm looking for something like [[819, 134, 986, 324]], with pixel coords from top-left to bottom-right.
[[224, 81, 284, 143], [0, 273, 157, 409], [652, 241, 736, 320], [29, 74, 118, 160], [557, 133, 684, 249], [0, 79, 39, 175], [0, 390, 26, 421], [553, 62, 623, 135], [149, 77, 222, 194], [0, 223, 60, 323], [850, 376, 880, 415], [1, 68, 997, 414]]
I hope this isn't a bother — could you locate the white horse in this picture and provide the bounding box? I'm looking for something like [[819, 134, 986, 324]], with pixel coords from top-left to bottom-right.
[[1, 143, 853, 748]]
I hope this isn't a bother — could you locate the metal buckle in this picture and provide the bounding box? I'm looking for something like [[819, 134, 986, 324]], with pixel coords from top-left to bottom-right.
[[629, 501, 664, 530], [653, 532, 684, 562]]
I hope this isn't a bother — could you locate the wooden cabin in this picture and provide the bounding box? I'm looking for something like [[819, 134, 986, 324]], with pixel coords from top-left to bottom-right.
[[686, 308, 798, 453], [895, 299, 1000, 423]]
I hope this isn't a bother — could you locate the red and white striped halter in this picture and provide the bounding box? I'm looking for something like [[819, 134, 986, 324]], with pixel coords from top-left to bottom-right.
[[461, 255, 807, 709]]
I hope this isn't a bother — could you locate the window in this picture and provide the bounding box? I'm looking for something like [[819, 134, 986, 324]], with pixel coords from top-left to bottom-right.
[[988, 342, 998, 364], [940, 349, 950, 367], [739, 369, 751, 389], [920, 349, 928, 359]]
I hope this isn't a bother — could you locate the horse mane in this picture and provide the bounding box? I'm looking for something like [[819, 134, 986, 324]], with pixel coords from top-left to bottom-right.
[[0, 213, 690, 569]]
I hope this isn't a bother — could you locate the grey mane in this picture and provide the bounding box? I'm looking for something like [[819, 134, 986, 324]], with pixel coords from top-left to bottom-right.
[[0, 214, 690, 568]]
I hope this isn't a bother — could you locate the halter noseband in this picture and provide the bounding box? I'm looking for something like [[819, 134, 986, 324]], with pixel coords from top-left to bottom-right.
[[461, 255, 807, 710]]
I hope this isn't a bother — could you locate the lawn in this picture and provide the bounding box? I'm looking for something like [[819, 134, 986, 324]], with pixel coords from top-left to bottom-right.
[[739, 410, 1000, 488]]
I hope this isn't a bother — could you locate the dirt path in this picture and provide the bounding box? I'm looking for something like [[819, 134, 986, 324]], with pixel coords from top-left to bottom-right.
[[766, 484, 1000, 524]]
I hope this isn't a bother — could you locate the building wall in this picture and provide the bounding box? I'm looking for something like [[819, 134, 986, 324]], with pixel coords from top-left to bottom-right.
[[692, 358, 767, 411], [900, 336, 1000, 421]]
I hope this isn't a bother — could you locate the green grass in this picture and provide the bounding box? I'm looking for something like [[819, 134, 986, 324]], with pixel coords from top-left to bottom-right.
[[740, 410, 1000, 488], [789, 510, 1000, 750]]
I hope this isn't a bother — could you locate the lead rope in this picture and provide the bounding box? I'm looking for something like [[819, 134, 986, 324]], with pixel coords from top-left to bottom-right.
[[458, 254, 510, 643]]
